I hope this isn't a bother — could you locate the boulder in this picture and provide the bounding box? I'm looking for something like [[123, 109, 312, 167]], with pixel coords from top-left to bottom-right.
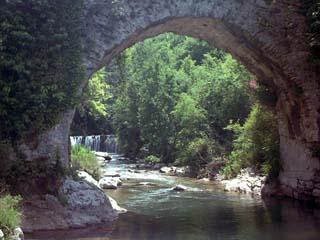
[[99, 177, 122, 190], [174, 166, 191, 177], [95, 152, 112, 161], [22, 179, 118, 233], [59, 179, 113, 209], [172, 185, 187, 191], [160, 166, 172, 174]]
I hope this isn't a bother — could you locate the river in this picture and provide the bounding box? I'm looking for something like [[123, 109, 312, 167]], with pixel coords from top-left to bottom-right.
[[27, 155, 320, 240]]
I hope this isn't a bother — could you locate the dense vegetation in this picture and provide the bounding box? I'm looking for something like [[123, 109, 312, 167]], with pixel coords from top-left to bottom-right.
[[111, 34, 251, 169], [81, 33, 280, 177], [0, 195, 22, 237], [71, 145, 101, 180], [223, 104, 280, 178], [0, 0, 84, 142]]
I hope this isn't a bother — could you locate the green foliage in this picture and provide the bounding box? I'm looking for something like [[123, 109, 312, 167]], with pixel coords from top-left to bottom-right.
[[81, 69, 111, 118], [110, 33, 251, 165], [71, 145, 101, 180], [144, 155, 161, 164], [175, 137, 221, 170], [0, 0, 84, 142], [0, 195, 22, 237], [223, 104, 280, 179]]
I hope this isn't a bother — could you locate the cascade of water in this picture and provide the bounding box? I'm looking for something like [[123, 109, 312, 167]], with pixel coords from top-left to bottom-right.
[[70, 136, 83, 147], [70, 135, 118, 153]]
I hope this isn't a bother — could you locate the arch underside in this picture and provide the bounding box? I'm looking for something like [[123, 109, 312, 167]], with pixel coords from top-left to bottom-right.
[[94, 17, 280, 88]]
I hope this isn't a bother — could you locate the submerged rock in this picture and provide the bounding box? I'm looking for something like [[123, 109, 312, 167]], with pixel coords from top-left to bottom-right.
[[138, 182, 157, 187], [172, 185, 187, 191]]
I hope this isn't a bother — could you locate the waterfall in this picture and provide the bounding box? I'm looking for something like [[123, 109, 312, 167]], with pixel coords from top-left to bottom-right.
[[70, 135, 118, 153]]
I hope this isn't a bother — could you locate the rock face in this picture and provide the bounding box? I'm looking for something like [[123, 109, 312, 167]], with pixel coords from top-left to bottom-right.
[[22, 179, 118, 233], [9, 0, 320, 204]]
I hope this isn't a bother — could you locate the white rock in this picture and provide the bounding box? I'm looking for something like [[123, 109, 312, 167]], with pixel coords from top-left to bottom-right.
[[198, 178, 210, 182], [221, 169, 265, 195], [95, 152, 112, 161], [99, 177, 122, 189], [96, 156, 106, 162], [172, 185, 187, 191], [77, 171, 99, 187], [13, 227, 24, 240], [0, 230, 4, 240], [160, 166, 172, 174], [108, 196, 127, 214]]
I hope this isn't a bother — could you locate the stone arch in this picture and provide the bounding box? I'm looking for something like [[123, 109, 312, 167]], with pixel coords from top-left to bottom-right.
[[19, 0, 320, 202]]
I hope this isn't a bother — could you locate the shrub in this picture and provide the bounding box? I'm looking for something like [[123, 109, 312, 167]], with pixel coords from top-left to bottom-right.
[[144, 155, 161, 165], [223, 104, 280, 179], [71, 145, 101, 180], [0, 195, 22, 237], [175, 137, 223, 169]]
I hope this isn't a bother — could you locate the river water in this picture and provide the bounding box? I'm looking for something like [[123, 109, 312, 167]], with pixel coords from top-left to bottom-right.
[[27, 156, 320, 240]]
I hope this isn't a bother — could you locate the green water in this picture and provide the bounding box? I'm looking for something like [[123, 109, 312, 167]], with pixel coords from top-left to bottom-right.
[[27, 158, 320, 240]]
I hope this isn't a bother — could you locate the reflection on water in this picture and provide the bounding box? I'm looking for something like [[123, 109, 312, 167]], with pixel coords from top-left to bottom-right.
[[27, 157, 320, 240]]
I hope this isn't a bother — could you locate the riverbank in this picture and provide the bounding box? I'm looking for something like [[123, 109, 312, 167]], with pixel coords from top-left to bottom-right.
[[130, 158, 267, 197]]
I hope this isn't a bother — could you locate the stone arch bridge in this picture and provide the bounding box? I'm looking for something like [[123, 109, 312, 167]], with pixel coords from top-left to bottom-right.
[[16, 0, 320, 203]]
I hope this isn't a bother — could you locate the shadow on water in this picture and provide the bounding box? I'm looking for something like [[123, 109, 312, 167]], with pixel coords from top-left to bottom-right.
[[26, 160, 320, 240]]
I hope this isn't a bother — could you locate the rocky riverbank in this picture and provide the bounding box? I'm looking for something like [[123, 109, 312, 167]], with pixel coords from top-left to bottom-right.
[[145, 161, 266, 196], [22, 152, 127, 233], [216, 168, 266, 196], [22, 178, 118, 233]]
